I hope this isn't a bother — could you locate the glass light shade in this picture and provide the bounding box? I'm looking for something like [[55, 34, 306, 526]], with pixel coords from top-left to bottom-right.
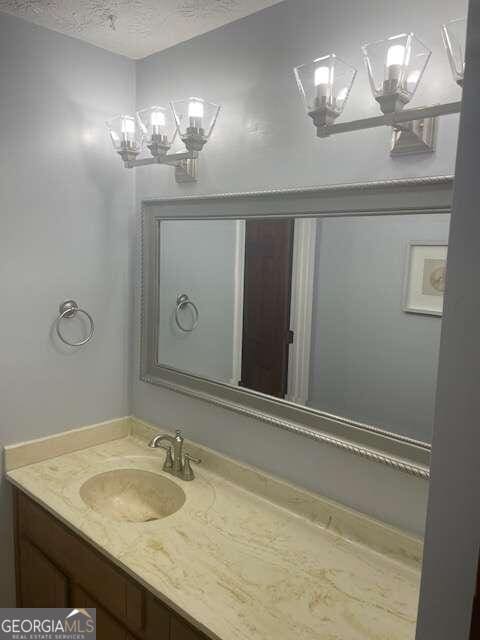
[[136, 106, 177, 157], [362, 33, 431, 113], [170, 97, 221, 152], [442, 18, 466, 87], [106, 114, 143, 161], [294, 54, 356, 128]]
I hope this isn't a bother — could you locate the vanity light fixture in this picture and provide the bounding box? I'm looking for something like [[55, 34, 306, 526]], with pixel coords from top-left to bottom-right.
[[107, 97, 221, 183], [442, 18, 466, 87], [294, 54, 357, 135], [137, 105, 177, 158], [170, 97, 221, 153], [362, 32, 436, 155], [295, 27, 463, 157], [362, 33, 431, 115], [107, 115, 141, 164]]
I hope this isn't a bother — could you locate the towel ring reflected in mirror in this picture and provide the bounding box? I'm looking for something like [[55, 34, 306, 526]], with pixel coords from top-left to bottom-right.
[[174, 294, 199, 333], [55, 300, 95, 347]]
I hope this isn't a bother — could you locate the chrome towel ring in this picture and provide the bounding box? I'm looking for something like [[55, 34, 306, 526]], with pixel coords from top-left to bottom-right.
[[56, 300, 95, 347], [175, 294, 199, 333]]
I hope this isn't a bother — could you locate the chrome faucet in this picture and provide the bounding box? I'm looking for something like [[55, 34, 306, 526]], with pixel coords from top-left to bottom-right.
[[148, 429, 201, 481]]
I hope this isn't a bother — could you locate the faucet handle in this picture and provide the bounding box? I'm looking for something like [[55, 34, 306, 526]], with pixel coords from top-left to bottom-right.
[[163, 446, 174, 472], [175, 428, 184, 439], [182, 452, 201, 481]]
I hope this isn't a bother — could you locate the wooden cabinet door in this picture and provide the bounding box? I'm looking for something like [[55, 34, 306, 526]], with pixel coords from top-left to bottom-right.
[[171, 617, 207, 640], [18, 538, 68, 607], [71, 584, 131, 640], [17, 492, 143, 633], [145, 595, 170, 639]]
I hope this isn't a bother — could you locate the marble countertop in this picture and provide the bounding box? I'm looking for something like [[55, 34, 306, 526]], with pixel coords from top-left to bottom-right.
[[7, 431, 420, 640]]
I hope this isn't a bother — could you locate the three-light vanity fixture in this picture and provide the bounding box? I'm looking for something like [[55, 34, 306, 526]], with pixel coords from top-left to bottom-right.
[[107, 97, 220, 182], [294, 19, 466, 156]]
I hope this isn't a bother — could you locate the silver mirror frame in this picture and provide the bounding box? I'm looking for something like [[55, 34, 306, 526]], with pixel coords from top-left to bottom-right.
[[141, 176, 454, 480]]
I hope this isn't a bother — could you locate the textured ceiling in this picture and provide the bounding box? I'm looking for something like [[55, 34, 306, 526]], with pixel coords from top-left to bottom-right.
[[0, 0, 285, 58]]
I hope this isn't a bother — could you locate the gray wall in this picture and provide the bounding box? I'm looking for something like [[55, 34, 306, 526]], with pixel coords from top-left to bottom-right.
[[133, 0, 466, 535], [0, 13, 135, 605], [158, 220, 237, 382], [309, 214, 450, 443], [416, 2, 480, 636]]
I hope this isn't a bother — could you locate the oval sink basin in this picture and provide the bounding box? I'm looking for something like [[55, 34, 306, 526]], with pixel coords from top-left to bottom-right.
[[80, 469, 186, 523]]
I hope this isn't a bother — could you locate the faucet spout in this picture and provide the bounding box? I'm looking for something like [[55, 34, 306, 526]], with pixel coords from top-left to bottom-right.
[[149, 430, 184, 475], [149, 434, 175, 448]]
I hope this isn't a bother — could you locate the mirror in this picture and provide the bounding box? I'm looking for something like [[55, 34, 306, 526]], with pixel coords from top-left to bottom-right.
[[141, 179, 453, 473], [157, 214, 448, 445]]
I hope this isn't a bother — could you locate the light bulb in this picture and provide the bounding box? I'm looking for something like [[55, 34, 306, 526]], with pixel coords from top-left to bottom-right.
[[120, 116, 135, 147], [150, 109, 166, 138], [151, 110, 166, 127], [314, 66, 331, 86], [314, 65, 333, 104], [121, 117, 135, 135], [385, 43, 411, 84], [188, 99, 204, 130], [386, 44, 406, 68], [188, 100, 204, 119]]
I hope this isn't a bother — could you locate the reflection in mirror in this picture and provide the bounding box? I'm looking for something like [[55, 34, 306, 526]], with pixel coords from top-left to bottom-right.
[[158, 213, 449, 444]]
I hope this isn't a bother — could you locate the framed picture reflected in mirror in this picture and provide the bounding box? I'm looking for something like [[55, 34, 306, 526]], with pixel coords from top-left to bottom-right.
[[403, 242, 448, 316]]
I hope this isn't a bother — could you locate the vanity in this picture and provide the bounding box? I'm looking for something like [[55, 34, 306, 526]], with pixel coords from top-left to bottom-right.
[[14, 491, 181, 640], [7, 418, 421, 640]]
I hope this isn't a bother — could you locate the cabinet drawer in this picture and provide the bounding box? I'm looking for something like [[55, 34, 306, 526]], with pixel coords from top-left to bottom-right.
[[18, 493, 143, 632]]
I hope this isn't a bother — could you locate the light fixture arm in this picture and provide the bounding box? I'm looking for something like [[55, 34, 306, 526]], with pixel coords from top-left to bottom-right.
[[121, 150, 199, 182], [316, 100, 461, 157], [122, 149, 198, 168], [316, 100, 461, 137]]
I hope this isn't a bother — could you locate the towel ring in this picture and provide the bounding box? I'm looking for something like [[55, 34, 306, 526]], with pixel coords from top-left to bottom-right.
[[175, 294, 199, 333], [56, 300, 95, 347]]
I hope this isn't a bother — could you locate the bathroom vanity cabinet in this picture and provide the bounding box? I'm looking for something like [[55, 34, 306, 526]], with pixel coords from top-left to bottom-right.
[[13, 489, 208, 640], [7, 427, 423, 640]]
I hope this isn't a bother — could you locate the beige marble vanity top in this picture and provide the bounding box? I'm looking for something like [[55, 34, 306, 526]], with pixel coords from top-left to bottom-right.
[[6, 419, 421, 640]]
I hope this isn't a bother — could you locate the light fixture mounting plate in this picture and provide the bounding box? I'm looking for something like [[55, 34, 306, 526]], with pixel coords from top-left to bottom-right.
[[175, 158, 198, 183], [390, 117, 437, 156]]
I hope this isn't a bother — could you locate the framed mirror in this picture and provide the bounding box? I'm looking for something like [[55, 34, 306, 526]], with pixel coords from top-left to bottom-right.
[[141, 176, 453, 478]]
